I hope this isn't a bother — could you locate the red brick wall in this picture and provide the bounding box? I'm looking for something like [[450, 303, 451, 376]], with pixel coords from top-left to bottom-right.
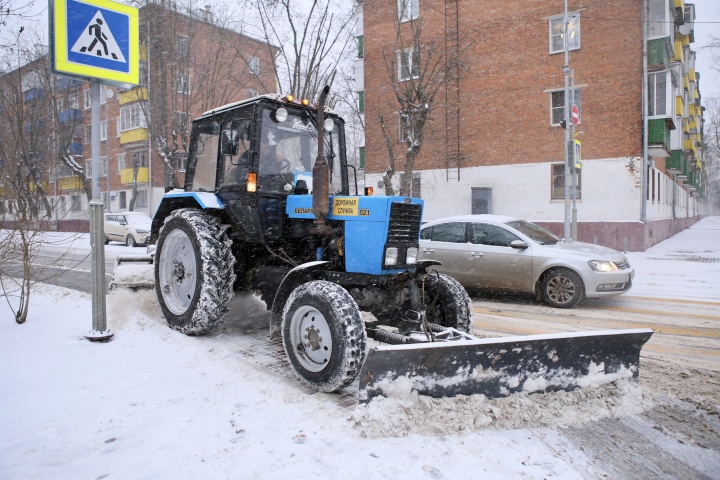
[[363, 0, 644, 174]]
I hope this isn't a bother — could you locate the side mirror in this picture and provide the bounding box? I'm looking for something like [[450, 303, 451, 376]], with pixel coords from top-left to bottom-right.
[[510, 240, 529, 249]]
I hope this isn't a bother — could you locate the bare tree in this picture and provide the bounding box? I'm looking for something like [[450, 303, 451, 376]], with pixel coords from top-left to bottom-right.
[[703, 95, 720, 213], [375, 12, 451, 196], [0, 39, 84, 323], [0, 0, 39, 48], [253, 0, 357, 105]]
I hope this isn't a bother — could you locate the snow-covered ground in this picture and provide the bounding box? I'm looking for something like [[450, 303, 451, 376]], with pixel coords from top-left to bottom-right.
[[1, 217, 719, 479]]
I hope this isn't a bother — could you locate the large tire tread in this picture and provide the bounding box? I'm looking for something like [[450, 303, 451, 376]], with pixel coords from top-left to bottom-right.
[[155, 209, 236, 335], [426, 273, 473, 333]]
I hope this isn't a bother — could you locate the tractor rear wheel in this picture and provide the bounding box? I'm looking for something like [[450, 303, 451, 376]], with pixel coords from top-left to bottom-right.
[[155, 209, 236, 335], [282, 281, 367, 392], [425, 273, 473, 333]]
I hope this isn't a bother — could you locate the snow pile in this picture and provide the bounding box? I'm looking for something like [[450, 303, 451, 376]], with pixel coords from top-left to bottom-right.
[[353, 378, 650, 438]]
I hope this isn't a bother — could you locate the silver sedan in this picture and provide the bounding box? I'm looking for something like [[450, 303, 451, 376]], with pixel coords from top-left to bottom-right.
[[419, 214, 634, 308]]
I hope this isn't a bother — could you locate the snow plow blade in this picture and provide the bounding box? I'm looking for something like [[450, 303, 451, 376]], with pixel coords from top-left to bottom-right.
[[109, 255, 155, 290], [358, 328, 653, 404]]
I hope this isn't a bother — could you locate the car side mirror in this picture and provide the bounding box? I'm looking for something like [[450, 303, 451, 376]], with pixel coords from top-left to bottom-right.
[[510, 240, 528, 249]]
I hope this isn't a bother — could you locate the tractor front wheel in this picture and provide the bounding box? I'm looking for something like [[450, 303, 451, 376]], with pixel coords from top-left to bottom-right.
[[282, 281, 367, 392], [155, 209, 236, 335], [424, 273, 473, 333]]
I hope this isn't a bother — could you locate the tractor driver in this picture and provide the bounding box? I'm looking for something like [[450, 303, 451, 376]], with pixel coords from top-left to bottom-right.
[[258, 130, 293, 191]]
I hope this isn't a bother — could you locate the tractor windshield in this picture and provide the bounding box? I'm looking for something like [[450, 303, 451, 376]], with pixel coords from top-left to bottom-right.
[[258, 108, 343, 195]]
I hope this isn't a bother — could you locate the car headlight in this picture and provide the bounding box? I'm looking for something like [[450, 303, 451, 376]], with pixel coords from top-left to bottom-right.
[[384, 247, 398, 266], [406, 247, 418, 264], [588, 260, 618, 272]]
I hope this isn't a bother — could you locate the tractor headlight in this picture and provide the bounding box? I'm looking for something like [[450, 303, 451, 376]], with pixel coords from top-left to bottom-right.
[[588, 260, 618, 272], [274, 107, 288, 123], [406, 247, 418, 264], [384, 247, 398, 266]]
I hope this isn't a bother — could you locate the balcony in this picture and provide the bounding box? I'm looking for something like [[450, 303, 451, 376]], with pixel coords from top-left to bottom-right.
[[67, 142, 83, 156], [57, 176, 84, 191], [58, 109, 82, 124], [121, 167, 149, 185], [119, 87, 148, 105], [57, 78, 83, 90], [648, 118, 671, 158], [665, 150, 685, 174], [120, 128, 149, 144], [23, 120, 45, 133], [23, 87, 44, 102]]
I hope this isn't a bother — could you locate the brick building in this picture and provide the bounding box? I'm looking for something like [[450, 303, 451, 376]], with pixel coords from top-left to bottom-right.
[[357, 0, 705, 251], [1, 4, 277, 231]]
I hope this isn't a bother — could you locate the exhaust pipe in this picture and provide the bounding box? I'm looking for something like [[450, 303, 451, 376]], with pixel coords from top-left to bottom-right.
[[312, 85, 331, 226]]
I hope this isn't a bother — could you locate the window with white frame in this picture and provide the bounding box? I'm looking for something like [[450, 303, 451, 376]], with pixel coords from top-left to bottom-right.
[[398, 110, 413, 141], [117, 153, 126, 172], [85, 125, 92, 144], [119, 191, 127, 210], [177, 35, 189, 56], [551, 163, 581, 200], [176, 73, 190, 95], [549, 14, 580, 54], [83, 88, 107, 109], [135, 189, 148, 208], [71, 195, 82, 212], [119, 103, 147, 131], [248, 56, 260, 75], [85, 157, 108, 177], [174, 112, 189, 134], [100, 120, 107, 141], [648, 71, 673, 118], [130, 151, 148, 169], [397, 48, 419, 81], [648, 0, 672, 39], [550, 88, 582, 126], [398, 0, 419, 23]]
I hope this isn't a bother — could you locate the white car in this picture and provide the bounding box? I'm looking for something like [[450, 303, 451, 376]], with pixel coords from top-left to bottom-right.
[[420, 214, 634, 308], [104, 212, 152, 247]]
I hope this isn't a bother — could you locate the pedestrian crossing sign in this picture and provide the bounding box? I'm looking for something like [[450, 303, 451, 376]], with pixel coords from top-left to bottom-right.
[[50, 0, 139, 86]]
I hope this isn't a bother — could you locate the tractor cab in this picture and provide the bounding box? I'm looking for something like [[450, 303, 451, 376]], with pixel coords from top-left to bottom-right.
[[185, 95, 347, 197]]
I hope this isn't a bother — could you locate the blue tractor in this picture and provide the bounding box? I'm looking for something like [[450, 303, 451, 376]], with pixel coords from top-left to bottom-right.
[[143, 87, 652, 402]]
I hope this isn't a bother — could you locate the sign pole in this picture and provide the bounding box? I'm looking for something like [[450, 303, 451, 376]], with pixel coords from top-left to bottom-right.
[[86, 78, 112, 341]]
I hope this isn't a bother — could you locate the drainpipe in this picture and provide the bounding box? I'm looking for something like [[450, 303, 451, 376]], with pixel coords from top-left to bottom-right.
[[641, 0, 648, 224]]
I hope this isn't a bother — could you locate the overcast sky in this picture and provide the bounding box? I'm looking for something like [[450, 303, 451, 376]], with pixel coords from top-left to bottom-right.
[[2, 0, 719, 98]]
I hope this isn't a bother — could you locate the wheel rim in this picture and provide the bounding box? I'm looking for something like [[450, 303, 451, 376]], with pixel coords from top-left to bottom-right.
[[158, 229, 197, 315], [127, 235, 134, 247], [547, 275, 576, 305], [289, 305, 333, 373]]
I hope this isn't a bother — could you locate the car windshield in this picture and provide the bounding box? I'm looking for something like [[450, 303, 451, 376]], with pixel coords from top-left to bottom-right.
[[506, 220, 560, 245], [125, 215, 151, 225]]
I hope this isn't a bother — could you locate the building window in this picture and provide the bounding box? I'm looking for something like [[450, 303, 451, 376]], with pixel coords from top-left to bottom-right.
[[100, 120, 107, 141], [249, 89, 259, 98], [248, 56, 260, 75], [551, 163, 582, 200], [83, 88, 107, 108], [357, 35, 364, 57], [398, 0, 419, 23], [85, 157, 107, 177], [119, 103, 147, 131], [130, 151, 148, 169], [397, 48, 419, 82], [71, 195, 82, 212], [177, 35, 189, 56], [549, 14, 580, 54], [550, 88, 581, 126], [648, 71, 672, 118], [398, 111, 413, 141], [176, 73, 190, 95], [359, 146, 365, 168], [174, 112, 190, 134], [135, 189, 148, 208], [175, 152, 188, 172], [119, 191, 127, 210], [117, 153, 126, 172], [85, 125, 92, 144], [648, 0, 672, 39], [358, 91, 365, 114]]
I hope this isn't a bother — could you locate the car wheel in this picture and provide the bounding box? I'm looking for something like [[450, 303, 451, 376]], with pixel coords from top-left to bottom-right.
[[154, 209, 236, 335], [282, 281, 367, 393], [126, 234, 137, 247], [541, 268, 584, 308]]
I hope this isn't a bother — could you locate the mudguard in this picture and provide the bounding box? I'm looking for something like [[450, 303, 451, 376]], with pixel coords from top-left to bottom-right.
[[358, 328, 654, 403]]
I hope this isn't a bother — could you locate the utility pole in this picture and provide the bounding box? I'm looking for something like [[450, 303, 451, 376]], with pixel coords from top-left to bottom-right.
[[563, 0, 572, 241]]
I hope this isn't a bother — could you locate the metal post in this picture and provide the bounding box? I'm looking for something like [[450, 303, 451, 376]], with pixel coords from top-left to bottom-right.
[[86, 79, 113, 342], [563, 0, 571, 241], [570, 71, 578, 241]]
